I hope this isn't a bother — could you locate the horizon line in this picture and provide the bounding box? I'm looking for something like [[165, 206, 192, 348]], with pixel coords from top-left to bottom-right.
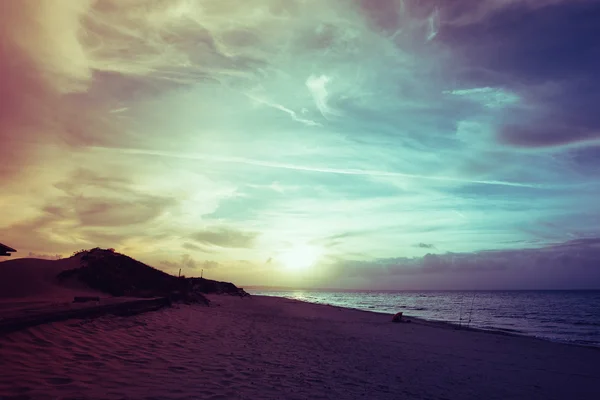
[[244, 286, 600, 292]]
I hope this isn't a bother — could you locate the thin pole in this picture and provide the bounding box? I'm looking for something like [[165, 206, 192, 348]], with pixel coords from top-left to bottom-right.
[[458, 294, 464, 328], [467, 293, 476, 328]]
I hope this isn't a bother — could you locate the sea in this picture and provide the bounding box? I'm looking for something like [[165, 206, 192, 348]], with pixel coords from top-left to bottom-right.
[[249, 289, 600, 347]]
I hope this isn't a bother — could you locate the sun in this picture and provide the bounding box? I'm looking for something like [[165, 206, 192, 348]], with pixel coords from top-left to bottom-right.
[[277, 244, 321, 272]]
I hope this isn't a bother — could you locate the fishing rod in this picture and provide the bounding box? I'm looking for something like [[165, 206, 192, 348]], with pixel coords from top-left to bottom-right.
[[467, 292, 476, 328], [458, 294, 464, 328]]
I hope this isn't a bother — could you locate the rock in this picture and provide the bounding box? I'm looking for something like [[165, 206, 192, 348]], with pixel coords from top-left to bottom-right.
[[392, 312, 403, 323]]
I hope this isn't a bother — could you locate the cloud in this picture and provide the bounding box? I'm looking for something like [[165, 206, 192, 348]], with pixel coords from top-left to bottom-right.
[[182, 242, 204, 252], [54, 169, 174, 227], [444, 87, 519, 109], [359, 0, 404, 34], [95, 146, 540, 188], [0, 168, 174, 253], [499, 124, 600, 148], [326, 238, 600, 289], [180, 254, 197, 269], [0, 0, 270, 179], [440, 1, 600, 148], [27, 252, 63, 260], [441, 0, 588, 26], [0, 0, 92, 179], [190, 227, 258, 249], [160, 254, 221, 273], [306, 74, 335, 118], [159, 260, 178, 270], [245, 93, 321, 127], [415, 243, 436, 249], [426, 8, 440, 41], [76, 199, 169, 227]]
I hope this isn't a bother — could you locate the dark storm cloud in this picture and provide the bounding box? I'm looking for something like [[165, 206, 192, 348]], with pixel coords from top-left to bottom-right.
[[328, 238, 600, 289], [440, 1, 600, 147]]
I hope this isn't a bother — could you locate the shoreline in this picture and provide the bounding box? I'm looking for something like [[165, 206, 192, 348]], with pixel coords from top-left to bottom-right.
[[252, 292, 600, 349]]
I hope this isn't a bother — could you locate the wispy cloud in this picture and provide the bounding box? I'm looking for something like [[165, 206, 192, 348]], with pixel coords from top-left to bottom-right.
[[415, 243, 436, 249], [306, 74, 336, 118], [91, 146, 542, 188], [444, 87, 520, 108], [160, 255, 221, 273], [190, 227, 258, 249], [426, 8, 440, 41], [244, 93, 321, 127]]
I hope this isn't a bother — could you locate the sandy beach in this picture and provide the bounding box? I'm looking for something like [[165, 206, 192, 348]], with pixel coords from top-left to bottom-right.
[[1, 294, 599, 400]]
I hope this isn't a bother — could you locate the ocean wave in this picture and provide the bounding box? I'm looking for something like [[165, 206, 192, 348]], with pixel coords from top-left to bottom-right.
[[539, 318, 571, 324], [573, 320, 600, 327], [493, 314, 519, 319], [254, 290, 600, 347], [494, 327, 524, 334]]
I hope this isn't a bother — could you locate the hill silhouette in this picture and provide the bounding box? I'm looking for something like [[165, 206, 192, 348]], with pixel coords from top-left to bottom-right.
[[56, 248, 249, 303]]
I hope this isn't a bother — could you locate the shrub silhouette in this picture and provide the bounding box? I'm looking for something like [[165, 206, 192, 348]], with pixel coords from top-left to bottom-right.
[[58, 248, 248, 303]]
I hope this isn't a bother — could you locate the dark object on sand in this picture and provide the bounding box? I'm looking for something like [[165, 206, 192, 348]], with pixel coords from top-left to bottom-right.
[[73, 296, 100, 303], [392, 312, 411, 323], [0, 242, 16, 257]]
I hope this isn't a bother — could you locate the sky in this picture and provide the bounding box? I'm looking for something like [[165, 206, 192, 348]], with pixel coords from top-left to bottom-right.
[[1, 0, 600, 290]]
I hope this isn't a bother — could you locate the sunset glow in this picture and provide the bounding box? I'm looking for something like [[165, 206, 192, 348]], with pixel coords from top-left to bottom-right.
[[278, 245, 321, 273]]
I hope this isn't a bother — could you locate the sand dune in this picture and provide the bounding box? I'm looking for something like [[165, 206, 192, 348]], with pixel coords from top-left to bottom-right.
[[0, 250, 217, 323], [0, 256, 107, 322], [1, 295, 599, 399], [0, 256, 101, 301]]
